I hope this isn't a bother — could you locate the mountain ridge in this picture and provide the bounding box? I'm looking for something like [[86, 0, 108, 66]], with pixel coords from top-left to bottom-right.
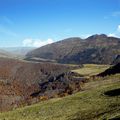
[[26, 34, 120, 64]]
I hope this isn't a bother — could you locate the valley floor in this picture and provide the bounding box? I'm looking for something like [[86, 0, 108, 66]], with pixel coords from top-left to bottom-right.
[[0, 73, 120, 120]]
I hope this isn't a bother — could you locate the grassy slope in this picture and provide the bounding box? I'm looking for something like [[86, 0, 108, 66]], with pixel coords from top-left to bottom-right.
[[0, 64, 119, 120], [0, 74, 120, 120], [72, 64, 110, 78]]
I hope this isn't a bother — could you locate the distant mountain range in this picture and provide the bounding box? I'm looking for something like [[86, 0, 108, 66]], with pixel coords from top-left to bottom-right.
[[0, 47, 35, 60], [0, 49, 15, 58], [26, 34, 120, 64], [1, 47, 35, 56]]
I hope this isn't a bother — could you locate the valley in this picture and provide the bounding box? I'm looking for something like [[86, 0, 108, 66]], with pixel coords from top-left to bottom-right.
[[0, 65, 119, 120], [0, 0, 120, 119], [0, 34, 119, 120]]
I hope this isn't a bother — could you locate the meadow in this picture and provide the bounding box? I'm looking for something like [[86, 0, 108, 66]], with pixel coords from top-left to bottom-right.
[[0, 64, 119, 120]]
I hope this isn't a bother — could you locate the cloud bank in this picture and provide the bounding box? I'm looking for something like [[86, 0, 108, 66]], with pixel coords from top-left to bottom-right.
[[23, 38, 54, 47]]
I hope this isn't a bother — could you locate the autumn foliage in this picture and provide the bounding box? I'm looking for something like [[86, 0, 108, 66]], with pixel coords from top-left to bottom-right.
[[0, 58, 86, 111]]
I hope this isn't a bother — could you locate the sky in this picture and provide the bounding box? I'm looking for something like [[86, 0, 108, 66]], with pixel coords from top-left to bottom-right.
[[0, 0, 120, 47]]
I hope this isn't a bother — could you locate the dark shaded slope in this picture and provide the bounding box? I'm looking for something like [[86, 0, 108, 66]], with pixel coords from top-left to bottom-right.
[[26, 34, 120, 64], [26, 37, 83, 62], [104, 88, 120, 96], [112, 55, 120, 64], [97, 63, 120, 77]]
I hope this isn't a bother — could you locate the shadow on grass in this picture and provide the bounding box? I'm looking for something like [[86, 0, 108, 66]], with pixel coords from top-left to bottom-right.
[[104, 88, 120, 97], [109, 116, 120, 120]]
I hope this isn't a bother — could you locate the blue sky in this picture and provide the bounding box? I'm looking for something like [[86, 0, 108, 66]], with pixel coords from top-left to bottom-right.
[[0, 0, 120, 47]]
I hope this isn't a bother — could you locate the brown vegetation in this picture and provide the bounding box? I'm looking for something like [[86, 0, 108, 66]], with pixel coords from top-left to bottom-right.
[[0, 57, 85, 111]]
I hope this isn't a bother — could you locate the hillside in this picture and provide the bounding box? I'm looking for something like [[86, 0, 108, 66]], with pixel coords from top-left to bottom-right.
[[0, 59, 119, 119], [0, 49, 15, 58], [0, 57, 84, 111], [112, 55, 120, 64], [26, 34, 120, 64], [97, 62, 120, 77], [0, 73, 119, 120]]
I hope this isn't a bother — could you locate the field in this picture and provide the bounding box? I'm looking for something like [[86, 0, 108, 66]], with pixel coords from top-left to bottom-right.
[[0, 64, 119, 120], [72, 64, 110, 78]]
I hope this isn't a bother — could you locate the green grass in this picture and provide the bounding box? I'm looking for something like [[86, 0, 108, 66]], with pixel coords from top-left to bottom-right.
[[72, 64, 110, 78], [0, 74, 120, 120]]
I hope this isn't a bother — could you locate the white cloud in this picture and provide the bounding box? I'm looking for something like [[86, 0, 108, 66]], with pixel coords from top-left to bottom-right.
[[22, 38, 33, 46], [22, 38, 54, 47], [108, 25, 120, 38], [108, 33, 118, 37], [80, 34, 92, 39], [117, 25, 120, 32]]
